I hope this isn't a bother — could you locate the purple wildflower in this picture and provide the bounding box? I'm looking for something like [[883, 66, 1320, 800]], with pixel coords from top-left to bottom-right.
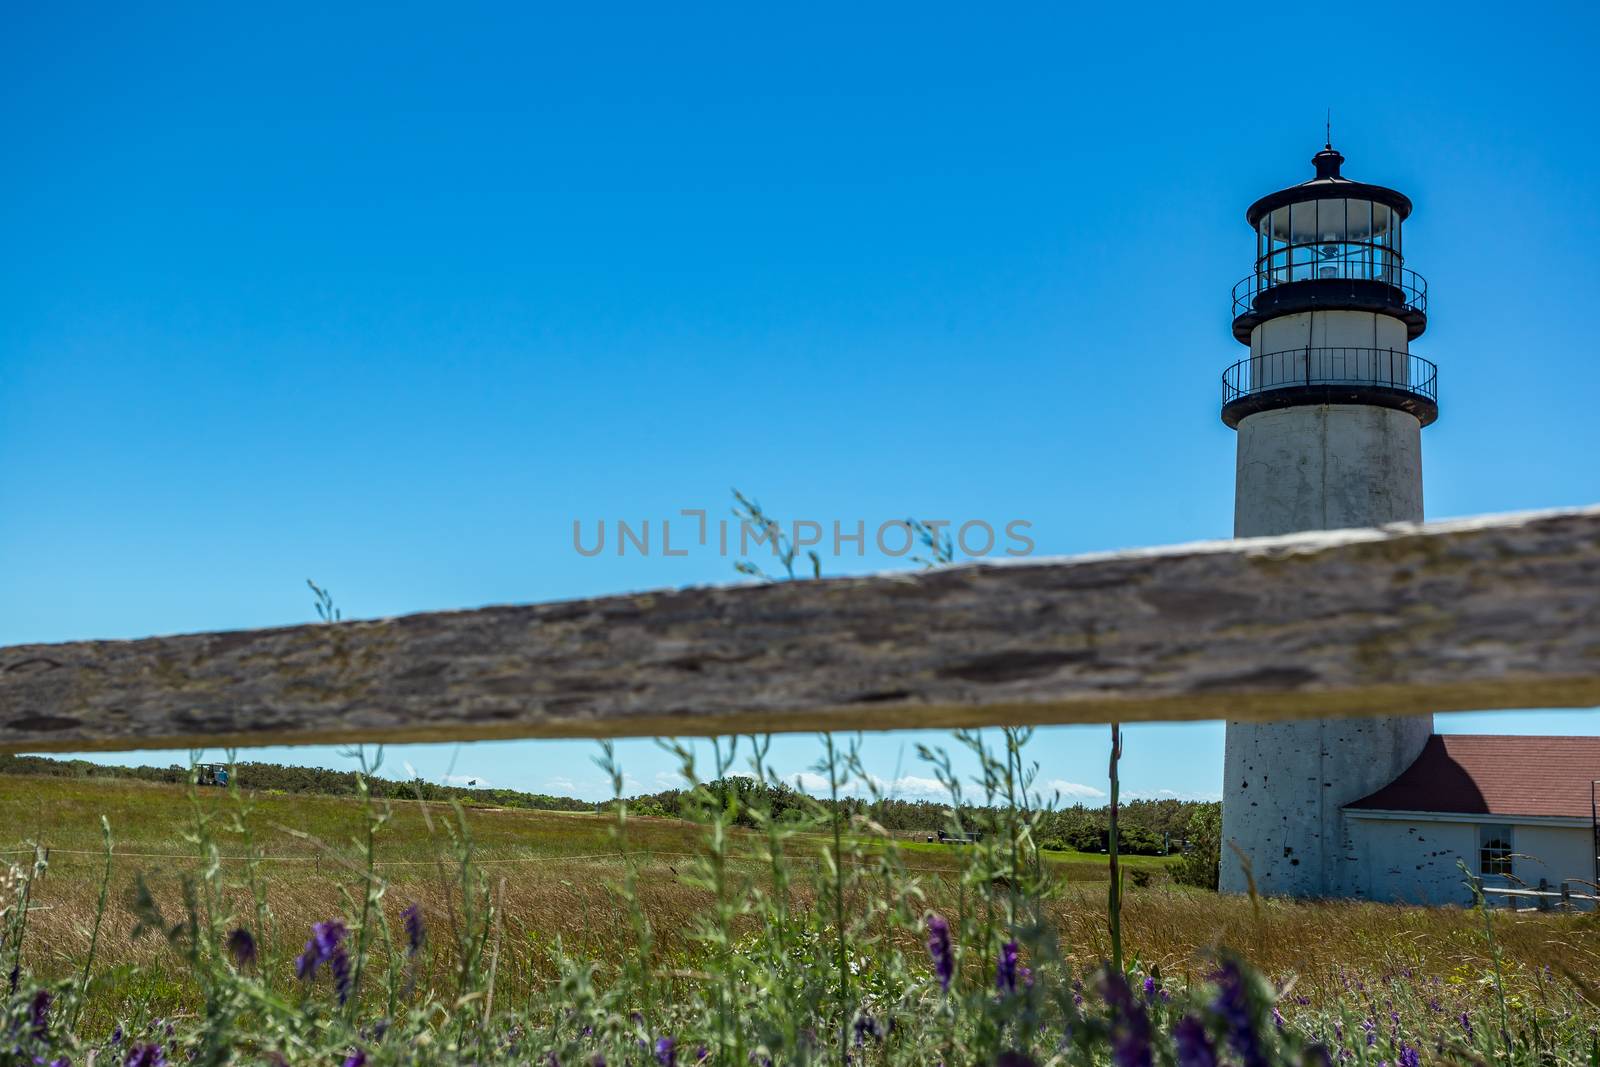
[[331, 944, 353, 1005], [125, 1045, 166, 1067], [654, 1036, 676, 1066], [111, 1025, 124, 1045], [226, 928, 257, 968], [295, 919, 350, 997], [1142, 976, 1157, 999], [402, 902, 424, 956], [1459, 1012, 1474, 1039], [30, 989, 51, 1037], [926, 914, 954, 992], [1173, 1016, 1217, 1067], [854, 1014, 882, 1045], [1100, 970, 1153, 1067], [296, 920, 340, 978], [1212, 960, 1269, 1067], [1398, 1043, 1420, 1067], [997, 941, 1020, 994], [344, 1052, 367, 1067]]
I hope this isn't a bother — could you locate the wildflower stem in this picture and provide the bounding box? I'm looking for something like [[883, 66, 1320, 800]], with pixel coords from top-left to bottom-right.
[[824, 733, 850, 1064], [1108, 721, 1124, 973], [71, 815, 114, 1028], [1468, 870, 1514, 1066]]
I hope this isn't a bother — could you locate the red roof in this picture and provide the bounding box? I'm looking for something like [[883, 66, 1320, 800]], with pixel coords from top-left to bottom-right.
[[1345, 735, 1600, 820]]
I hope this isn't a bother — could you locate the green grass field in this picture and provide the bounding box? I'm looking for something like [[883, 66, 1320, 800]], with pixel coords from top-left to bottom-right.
[[2, 770, 1596, 1064], [3, 774, 1179, 888]]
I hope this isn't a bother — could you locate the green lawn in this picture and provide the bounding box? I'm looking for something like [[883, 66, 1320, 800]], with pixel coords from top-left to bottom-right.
[[0, 774, 1176, 888], [891, 837, 1175, 865]]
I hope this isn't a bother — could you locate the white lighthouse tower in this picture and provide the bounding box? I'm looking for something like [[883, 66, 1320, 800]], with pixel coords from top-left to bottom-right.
[[1219, 144, 1438, 897]]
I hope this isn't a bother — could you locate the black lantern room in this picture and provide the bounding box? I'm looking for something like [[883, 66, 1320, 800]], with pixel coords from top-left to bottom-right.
[[1221, 145, 1438, 428]]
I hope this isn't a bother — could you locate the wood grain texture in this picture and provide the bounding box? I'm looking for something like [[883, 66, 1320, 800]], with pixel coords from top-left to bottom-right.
[[3, 507, 1599, 753]]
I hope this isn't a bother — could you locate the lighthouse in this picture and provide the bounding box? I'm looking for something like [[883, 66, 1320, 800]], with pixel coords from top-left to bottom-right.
[[1218, 144, 1438, 897]]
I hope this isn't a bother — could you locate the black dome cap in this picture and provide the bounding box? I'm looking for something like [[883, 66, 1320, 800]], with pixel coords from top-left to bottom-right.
[[1245, 145, 1412, 228]]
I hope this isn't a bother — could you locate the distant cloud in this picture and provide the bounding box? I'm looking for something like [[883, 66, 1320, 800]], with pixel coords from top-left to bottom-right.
[[1126, 787, 1221, 802], [889, 775, 950, 798], [654, 769, 687, 788], [791, 771, 831, 793], [1044, 779, 1106, 801], [784, 771, 953, 801]]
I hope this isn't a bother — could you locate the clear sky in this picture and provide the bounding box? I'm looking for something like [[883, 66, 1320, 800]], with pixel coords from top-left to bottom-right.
[[3, 2, 1597, 804]]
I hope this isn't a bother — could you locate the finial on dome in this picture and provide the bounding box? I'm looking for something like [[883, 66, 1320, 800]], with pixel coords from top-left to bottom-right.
[[1312, 143, 1344, 180]]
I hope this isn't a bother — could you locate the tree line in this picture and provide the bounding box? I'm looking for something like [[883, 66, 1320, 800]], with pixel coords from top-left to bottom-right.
[[0, 753, 593, 813]]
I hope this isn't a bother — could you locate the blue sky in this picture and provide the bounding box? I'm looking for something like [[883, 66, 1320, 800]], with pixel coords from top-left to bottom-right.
[[3, 2, 1597, 804]]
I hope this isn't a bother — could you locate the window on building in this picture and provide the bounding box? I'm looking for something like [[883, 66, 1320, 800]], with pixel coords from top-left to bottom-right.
[[1479, 824, 1514, 878]]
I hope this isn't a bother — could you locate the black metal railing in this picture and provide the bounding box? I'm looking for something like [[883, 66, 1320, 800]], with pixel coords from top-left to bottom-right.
[[1231, 261, 1428, 320], [1222, 347, 1438, 407]]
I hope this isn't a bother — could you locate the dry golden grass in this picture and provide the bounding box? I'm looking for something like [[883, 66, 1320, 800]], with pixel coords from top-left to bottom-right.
[[7, 775, 1597, 1026]]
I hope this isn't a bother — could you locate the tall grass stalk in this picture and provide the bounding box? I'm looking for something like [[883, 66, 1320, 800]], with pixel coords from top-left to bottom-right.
[[69, 816, 113, 1028], [1107, 722, 1124, 972], [1465, 860, 1517, 1065], [344, 744, 391, 1015]]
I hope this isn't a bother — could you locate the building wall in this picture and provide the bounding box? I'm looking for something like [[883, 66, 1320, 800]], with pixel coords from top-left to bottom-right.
[[1514, 825, 1596, 895], [1347, 819, 1479, 906], [1347, 818, 1596, 906], [1221, 399, 1432, 898]]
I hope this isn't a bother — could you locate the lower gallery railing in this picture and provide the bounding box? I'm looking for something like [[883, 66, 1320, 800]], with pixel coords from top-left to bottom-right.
[[1222, 348, 1438, 406]]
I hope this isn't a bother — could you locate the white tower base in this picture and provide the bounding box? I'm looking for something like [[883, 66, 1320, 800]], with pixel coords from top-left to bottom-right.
[[1219, 403, 1433, 897]]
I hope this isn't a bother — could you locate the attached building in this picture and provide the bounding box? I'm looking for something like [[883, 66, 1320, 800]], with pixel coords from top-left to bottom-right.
[[1342, 735, 1600, 906]]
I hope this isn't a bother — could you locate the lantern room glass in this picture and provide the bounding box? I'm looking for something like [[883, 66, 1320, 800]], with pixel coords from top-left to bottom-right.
[[1256, 198, 1401, 287]]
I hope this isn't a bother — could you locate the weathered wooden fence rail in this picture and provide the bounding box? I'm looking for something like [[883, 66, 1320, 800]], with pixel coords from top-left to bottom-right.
[[2, 506, 1599, 754]]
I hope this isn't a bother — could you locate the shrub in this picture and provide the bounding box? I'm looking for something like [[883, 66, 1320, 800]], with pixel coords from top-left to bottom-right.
[[1173, 801, 1222, 890]]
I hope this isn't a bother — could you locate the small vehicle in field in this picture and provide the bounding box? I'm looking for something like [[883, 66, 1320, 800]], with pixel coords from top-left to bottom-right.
[[196, 763, 232, 787]]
